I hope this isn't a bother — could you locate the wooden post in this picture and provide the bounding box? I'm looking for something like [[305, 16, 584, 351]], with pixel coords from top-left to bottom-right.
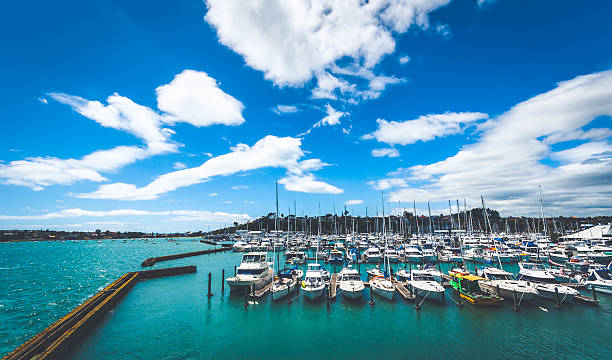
[[369, 286, 375, 305], [207, 272, 213, 298], [554, 287, 560, 308], [234, 266, 237, 276], [244, 287, 248, 307], [512, 289, 518, 311], [592, 286, 597, 301], [415, 289, 421, 310], [496, 284, 501, 298], [221, 269, 225, 294]]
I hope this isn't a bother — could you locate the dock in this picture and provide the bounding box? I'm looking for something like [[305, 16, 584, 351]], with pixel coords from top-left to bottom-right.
[[141, 247, 231, 267], [394, 282, 416, 301], [252, 282, 273, 298], [328, 273, 339, 299], [3, 266, 196, 360]]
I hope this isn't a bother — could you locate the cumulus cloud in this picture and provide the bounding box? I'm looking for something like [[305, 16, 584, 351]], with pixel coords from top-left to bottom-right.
[[0, 70, 245, 191], [399, 55, 411, 64], [363, 112, 488, 146], [372, 70, 612, 215], [372, 148, 400, 158], [157, 69, 244, 127], [77, 135, 342, 200], [279, 173, 343, 194], [204, 0, 451, 101], [272, 104, 300, 115]]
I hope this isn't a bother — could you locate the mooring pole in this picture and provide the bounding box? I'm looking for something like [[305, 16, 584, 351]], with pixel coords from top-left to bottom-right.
[[496, 284, 501, 298], [234, 266, 237, 276], [244, 287, 248, 307], [221, 269, 225, 294], [592, 286, 598, 301], [512, 289, 518, 311], [415, 289, 421, 310], [554, 287, 560, 308], [208, 272, 213, 298], [369, 287, 375, 305]]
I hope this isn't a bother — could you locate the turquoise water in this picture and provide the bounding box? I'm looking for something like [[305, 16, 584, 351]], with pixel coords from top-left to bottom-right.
[[2, 240, 611, 359]]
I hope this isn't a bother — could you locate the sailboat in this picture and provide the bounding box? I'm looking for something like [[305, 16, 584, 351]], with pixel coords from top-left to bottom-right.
[[302, 206, 326, 301], [370, 193, 395, 301], [270, 181, 296, 301]]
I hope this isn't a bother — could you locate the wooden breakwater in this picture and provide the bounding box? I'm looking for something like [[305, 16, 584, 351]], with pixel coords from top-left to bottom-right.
[[141, 247, 231, 267], [2, 266, 196, 360]]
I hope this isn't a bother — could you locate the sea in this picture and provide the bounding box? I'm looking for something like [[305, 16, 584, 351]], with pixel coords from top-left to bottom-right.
[[1, 239, 611, 359]]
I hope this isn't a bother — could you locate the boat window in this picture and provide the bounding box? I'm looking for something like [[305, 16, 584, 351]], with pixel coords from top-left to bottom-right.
[[237, 268, 265, 275], [597, 270, 612, 280], [413, 274, 435, 282]]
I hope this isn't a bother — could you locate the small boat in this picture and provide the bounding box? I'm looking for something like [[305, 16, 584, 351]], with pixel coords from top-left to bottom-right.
[[517, 262, 556, 283], [302, 263, 326, 301], [339, 266, 365, 300], [364, 247, 382, 263], [226, 252, 273, 292], [478, 267, 537, 302], [367, 268, 384, 278], [385, 248, 399, 263], [533, 283, 579, 303], [271, 268, 297, 301], [232, 241, 247, 252], [408, 269, 445, 301], [370, 276, 395, 301], [448, 269, 502, 306], [584, 268, 612, 295], [329, 249, 344, 265]]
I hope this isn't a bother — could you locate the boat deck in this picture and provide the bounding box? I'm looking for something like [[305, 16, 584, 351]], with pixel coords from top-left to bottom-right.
[[252, 282, 273, 298]]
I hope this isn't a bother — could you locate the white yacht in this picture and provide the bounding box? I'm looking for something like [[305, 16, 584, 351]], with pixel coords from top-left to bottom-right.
[[364, 247, 382, 263], [271, 269, 298, 301], [478, 267, 537, 301], [584, 268, 612, 294], [339, 266, 365, 300], [370, 276, 395, 300], [533, 283, 579, 303], [517, 262, 556, 283], [302, 263, 326, 300], [408, 269, 445, 301], [232, 241, 247, 252], [385, 248, 399, 263], [226, 252, 273, 292], [404, 247, 424, 263]]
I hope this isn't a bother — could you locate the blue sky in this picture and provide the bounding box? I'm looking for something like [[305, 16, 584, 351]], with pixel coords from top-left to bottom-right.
[[1, 0, 611, 232]]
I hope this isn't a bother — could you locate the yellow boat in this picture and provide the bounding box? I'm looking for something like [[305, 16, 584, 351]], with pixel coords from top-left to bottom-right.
[[448, 269, 502, 306]]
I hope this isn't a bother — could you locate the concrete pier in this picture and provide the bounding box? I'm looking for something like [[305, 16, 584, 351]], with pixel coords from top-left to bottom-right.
[[2, 266, 196, 360], [141, 247, 231, 267]]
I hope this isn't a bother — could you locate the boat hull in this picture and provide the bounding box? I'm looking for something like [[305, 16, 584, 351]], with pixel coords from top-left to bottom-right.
[[303, 287, 325, 301]]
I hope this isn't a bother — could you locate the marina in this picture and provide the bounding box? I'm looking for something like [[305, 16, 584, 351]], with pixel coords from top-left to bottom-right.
[[2, 229, 611, 359]]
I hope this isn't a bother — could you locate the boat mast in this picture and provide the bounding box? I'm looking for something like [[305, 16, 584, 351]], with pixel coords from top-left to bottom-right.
[[381, 192, 388, 275], [274, 181, 279, 272]]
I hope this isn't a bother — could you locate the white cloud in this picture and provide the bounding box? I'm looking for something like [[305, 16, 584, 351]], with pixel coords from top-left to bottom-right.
[[363, 112, 488, 146], [77, 135, 342, 199], [279, 173, 343, 194], [345, 199, 363, 205], [374, 70, 612, 215], [204, 0, 450, 100], [272, 104, 299, 115], [224, 201, 232, 204], [372, 148, 400, 158], [368, 178, 408, 191], [231, 185, 249, 190], [0, 208, 251, 223], [209, 192, 219, 197], [299, 104, 348, 136], [173, 162, 188, 170], [38, 97, 48, 104], [157, 69, 244, 127], [1, 70, 245, 191], [399, 55, 411, 64]]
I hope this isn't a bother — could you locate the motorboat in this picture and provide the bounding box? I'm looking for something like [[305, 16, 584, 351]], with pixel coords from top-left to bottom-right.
[[302, 263, 326, 301], [404, 247, 424, 263], [408, 269, 445, 301], [271, 268, 297, 301], [226, 252, 273, 292], [448, 269, 502, 306], [367, 267, 384, 278], [370, 276, 395, 301], [364, 247, 382, 263], [533, 283, 579, 303], [339, 266, 365, 300], [329, 249, 344, 265], [584, 268, 612, 295], [385, 248, 399, 263], [517, 262, 556, 283], [478, 267, 537, 301]]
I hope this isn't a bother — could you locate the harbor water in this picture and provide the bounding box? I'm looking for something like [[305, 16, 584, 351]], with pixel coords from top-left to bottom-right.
[[1, 239, 611, 359]]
